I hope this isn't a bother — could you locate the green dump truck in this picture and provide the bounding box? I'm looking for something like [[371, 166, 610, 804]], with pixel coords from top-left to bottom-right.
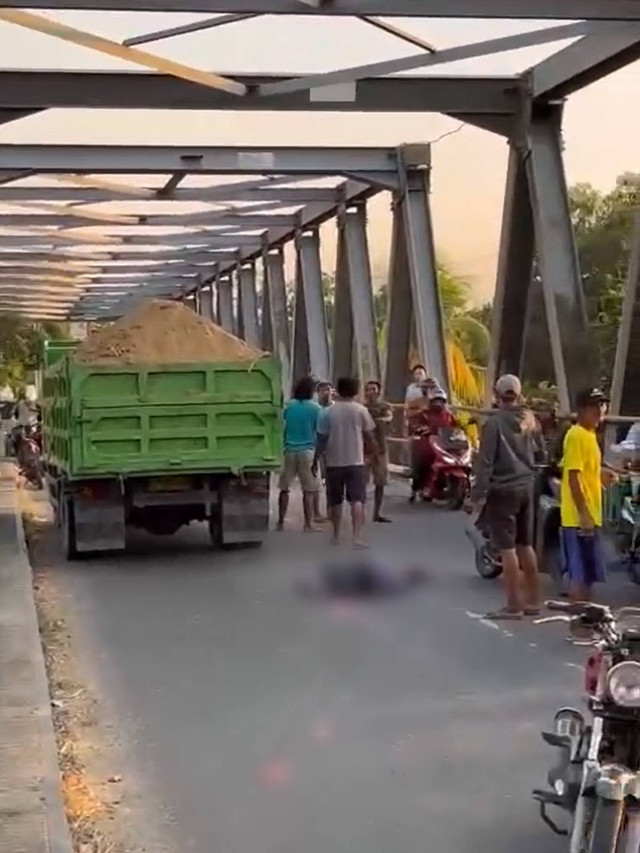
[[41, 345, 283, 559]]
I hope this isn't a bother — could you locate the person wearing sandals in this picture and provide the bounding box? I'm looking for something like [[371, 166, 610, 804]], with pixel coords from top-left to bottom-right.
[[470, 374, 544, 620]]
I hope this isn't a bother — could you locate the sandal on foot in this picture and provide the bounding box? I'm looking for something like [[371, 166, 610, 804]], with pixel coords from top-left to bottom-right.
[[484, 608, 523, 621]]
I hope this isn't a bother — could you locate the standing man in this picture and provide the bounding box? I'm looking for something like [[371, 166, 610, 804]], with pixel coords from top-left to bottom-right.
[[315, 377, 376, 548], [277, 376, 321, 532], [405, 364, 428, 404], [560, 388, 612, 604], [313, 380, 334, 523], [470, 374, 543, 620], [364, 380, 393, 523], [317, 381, 334, 410]]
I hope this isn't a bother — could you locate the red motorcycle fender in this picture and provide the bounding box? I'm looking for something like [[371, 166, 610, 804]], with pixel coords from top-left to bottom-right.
[[447, 468, 469, 480]]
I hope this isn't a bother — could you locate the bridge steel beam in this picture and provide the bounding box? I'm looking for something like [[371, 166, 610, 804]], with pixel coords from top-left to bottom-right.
[[384, 199, 414, 403], [397, 148, 449, 395], [293, 229, 330, 384], [0, 1, 636, 20], [340, 203, 380, 383], [263, 248, 291, 398], [611, 213, 640, 419], [238, 262, 260, 348], [486, 144, 535, 399], [216, 274, 233, 333], [524, 104, 596, 411], [332, 219, 354, 382]]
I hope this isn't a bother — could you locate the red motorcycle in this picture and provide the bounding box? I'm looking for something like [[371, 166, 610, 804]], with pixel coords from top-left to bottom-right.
[[411, 426, 473, 510], [17, 423, 43, 489]]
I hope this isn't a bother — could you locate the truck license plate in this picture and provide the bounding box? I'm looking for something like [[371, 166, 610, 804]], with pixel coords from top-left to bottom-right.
[[148, 477, 192, 493]]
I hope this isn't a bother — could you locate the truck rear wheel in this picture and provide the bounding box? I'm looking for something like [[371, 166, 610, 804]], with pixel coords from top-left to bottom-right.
[[62, 496, 79, 561]]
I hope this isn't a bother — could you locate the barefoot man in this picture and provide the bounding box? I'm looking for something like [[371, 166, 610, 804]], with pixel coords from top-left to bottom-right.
[[315, 376, 376, 548]]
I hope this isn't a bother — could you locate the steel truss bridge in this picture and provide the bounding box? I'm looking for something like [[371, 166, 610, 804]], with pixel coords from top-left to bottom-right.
[[0, 1, 637, 413]]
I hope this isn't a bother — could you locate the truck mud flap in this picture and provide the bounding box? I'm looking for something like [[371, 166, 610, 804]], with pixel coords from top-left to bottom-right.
[[220, 475, 270, 545], [73, 494, 126, 554]]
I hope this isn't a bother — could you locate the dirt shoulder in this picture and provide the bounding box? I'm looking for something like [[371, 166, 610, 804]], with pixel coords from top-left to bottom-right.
[[22, 492, 143, 853]]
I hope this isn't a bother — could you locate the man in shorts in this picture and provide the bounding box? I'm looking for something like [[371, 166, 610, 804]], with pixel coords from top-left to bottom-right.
[[364, 380, 393, 523], [560, 387, 613, 604], [470, 374, 543, 620], [315, 376, 376, 548], [313, 380, 334, 523], [277, 376, 321, 532]]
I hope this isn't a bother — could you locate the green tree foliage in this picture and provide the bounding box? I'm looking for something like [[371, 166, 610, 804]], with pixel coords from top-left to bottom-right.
[[0, 315, 67, 388], [569, 173, 639, 381]]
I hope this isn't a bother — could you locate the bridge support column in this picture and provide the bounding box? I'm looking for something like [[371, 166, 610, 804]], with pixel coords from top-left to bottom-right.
[[264, 248, 291, 398], [201, 282, 215, 322], [260, 257, 273, 352], [292, 229, 330, 386], [611, 212, 640, 419], [339, 203, 380, 383], [383, 197, 413, 403], [239, 263, 259, 348], [398, 149, 449, 395], [193, 284, 202, 315], [525, 104, 595, 410], [234, 269, 244, 339], [486, 144, 535, 400], [332, 215, 354, 381], [217, 274, 233, 333]]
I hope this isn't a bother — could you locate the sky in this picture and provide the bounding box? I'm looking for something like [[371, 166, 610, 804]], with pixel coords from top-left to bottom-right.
[[0, 11, 637, 304]]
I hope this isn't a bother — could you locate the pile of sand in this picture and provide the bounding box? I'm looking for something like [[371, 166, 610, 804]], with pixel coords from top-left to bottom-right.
[[74, 299, 264, 365]]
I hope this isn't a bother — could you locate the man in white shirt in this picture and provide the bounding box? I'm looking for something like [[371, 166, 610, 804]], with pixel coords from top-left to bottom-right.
[[405, 364, 428, 404], [315, 376, 376, 548]]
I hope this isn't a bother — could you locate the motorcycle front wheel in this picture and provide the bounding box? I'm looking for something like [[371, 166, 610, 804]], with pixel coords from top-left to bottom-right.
[[446, 477, 467, 511], [475, 543, 502, 580]]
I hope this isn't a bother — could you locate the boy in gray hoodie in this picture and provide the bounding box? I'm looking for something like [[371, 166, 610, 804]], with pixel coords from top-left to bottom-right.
[[470, 374, 544, 620]]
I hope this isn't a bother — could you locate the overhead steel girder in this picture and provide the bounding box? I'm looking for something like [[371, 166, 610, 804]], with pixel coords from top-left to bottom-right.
[[0, 145, 409, 175], [0, 213, 294, 228], [0, 1, 637, 20], [0, 186, 351, 204], [0, 70, 521, 116], [258, 21, 611, 98], [0, 234, 264, 249], [530, 27, 640, 98]]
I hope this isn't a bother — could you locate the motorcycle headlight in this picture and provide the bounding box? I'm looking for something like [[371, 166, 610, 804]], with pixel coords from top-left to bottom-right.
[[607, 661, 640, 707]]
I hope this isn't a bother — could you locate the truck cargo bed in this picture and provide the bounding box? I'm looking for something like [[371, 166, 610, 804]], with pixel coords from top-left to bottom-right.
[[42, 358, 283, 478]]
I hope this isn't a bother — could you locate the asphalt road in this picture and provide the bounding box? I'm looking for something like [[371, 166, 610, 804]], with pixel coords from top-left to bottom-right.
[[36, 486, 631, 853]]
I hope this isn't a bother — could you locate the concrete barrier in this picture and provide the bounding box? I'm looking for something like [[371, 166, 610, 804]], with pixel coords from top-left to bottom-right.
[[0, 463, 71, 853]]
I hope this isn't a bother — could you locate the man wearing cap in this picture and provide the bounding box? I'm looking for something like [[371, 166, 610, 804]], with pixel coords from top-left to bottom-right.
[[560, 388, 613, 605], [471, 374, 544, 619]]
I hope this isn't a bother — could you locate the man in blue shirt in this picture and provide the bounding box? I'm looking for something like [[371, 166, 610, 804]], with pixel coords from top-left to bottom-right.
[[277, 376, 322, 531]]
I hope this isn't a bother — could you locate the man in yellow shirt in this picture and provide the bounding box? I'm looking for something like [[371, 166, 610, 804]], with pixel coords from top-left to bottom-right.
[[560, 388, 611, 603]]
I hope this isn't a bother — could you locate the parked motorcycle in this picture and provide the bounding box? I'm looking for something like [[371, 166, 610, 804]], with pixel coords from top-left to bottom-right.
[[467, 466, 564, 592], [534, 600, 640, 852], [17, 423, 43, 489], [412, 426, 473, 510]]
